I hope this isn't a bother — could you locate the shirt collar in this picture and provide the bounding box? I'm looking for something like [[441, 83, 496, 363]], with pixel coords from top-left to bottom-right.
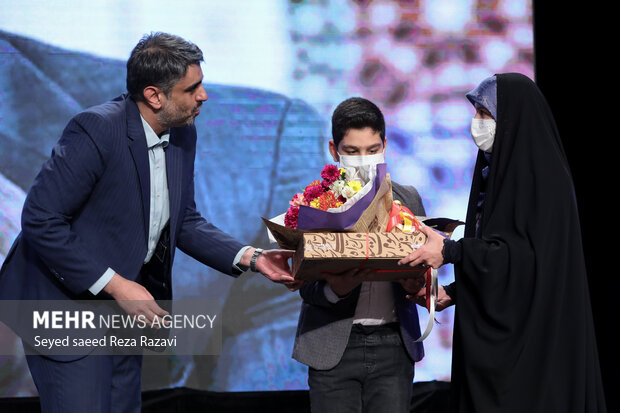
[[140, 115, 170, 149]]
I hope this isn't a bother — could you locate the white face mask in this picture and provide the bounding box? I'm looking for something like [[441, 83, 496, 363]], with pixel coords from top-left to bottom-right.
[[470, 118, 496, 153], [338, 151, 385, 168], [338, 151, 385, 184]]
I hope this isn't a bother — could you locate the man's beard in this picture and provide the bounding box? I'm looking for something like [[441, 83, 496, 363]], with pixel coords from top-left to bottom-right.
[[157, 99, 200, 129]]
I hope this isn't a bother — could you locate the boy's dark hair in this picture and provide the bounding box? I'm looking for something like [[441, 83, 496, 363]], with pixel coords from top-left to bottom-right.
[[331, 97, 386, 147], [126, 32, 203, 102]]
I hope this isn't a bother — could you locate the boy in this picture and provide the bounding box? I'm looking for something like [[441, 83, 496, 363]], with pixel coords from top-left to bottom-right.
[[293, 97, 426, 413]]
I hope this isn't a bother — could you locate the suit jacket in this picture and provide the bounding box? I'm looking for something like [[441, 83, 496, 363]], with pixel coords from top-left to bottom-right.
[[0, 94, 244, 356], [292, 181, 426, 370]]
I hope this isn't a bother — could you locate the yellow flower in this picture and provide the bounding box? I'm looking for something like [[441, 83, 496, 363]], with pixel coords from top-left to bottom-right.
[[347, 180, 362, 194], [310, 199, 321, 208]]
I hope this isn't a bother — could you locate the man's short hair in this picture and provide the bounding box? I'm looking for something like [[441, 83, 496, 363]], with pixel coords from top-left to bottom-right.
[[126, 32, 203, 102], [331, 97, 386, 147]]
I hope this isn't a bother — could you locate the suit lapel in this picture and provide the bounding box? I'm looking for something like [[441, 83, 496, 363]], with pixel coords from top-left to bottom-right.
[[126, 97, 151, 239], [166, 128, 183, 249]]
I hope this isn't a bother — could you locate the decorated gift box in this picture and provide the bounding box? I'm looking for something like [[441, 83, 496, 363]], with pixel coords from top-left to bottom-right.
[[291, 231, 427, 281]]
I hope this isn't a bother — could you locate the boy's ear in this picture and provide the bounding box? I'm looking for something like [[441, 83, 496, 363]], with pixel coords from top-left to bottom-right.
[[329, 140, 339, 162]]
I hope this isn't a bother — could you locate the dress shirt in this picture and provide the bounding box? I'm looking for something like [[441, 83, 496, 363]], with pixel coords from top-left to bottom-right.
[[142, 115, 171, 263], [324, 281, 398, 325]]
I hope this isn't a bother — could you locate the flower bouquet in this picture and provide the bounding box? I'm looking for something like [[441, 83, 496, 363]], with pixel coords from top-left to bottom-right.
[[263, 162, 394, 251], [284, 164, 367, 229]]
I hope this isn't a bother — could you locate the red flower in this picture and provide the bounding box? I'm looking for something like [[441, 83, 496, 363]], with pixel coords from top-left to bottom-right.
[[303, 180, 324, 202], [320, 164, 341, 185], [284, 205, 300, 228]]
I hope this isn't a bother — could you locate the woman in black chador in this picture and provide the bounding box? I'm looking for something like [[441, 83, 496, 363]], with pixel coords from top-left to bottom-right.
[[401, 73, 606, 412]]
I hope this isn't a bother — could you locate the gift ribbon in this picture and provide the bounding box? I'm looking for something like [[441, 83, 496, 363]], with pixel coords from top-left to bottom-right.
[[414, 267, 437, 343], [386, 200, 422, 234], [385, 202, 437, 342]]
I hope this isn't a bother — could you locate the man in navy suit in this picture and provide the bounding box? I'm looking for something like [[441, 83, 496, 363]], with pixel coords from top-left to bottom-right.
[[292, 98, 426, 413], [0, 32, 298, 412]]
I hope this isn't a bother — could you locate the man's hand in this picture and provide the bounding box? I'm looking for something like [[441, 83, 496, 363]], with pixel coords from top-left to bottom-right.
[[250, 248, 304, 291], [398, 225, 445, 269], [406, 285, 453, 311], [103, 273, 169, 328], [322, 268, 371, 297], [398, 272, 426, 295]]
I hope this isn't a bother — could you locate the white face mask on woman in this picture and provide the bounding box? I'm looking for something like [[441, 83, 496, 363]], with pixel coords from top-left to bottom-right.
[[470, 118, 496, 153]]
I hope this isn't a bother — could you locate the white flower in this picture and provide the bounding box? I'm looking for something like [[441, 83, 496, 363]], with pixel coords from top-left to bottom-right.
[[329, 180, 346, 198], [341, 185, 356, 199]]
